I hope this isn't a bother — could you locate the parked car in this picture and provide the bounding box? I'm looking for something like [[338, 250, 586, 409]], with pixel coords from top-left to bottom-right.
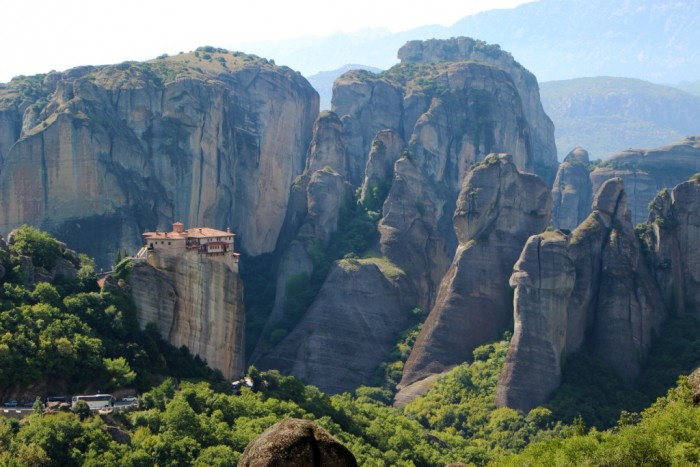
[[2, 401, 17, 407], [121, 396, 138, 403]]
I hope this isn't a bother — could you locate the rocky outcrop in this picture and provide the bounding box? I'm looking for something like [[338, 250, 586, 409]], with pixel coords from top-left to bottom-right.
[[130, 251, 245, 380], [332, 72, 404, 186], [331, 40, 555, 317], [398, 154, 551, 398], [378, 156, 451, 312], [398, 37, 558, 184], [590, 136, 700, 225], [359, 130, 404, 204], [644, 176, 700, 315], [496, 178, 667, 412], [254, 257, 412, 394], [239, 418, 357, 467], [305, 111, 346, 177], [0, 50, 318, 267], [5, 228, 80, 287], [551, 147, 593, 230]]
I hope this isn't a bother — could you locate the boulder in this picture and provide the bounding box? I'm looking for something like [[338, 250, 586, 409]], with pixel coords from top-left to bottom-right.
[[239, 418, 357, 467]]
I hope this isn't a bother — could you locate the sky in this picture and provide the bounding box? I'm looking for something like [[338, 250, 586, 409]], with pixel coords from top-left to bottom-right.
[[0, 0, 530, 83]]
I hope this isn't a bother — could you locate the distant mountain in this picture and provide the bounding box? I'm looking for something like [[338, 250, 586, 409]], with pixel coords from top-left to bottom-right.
[[307, 64, 382, 110], [540, 77, 700, 160], [235, 0, 700, 84], [673, 79, 700, 96]]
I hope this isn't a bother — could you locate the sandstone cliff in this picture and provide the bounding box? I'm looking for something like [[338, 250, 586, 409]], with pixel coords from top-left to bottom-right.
[[590, 136, 700, 225], [254, 257, 412, 394], [551, 147, 593, 230], [496, 178, 667, 412], [253, 38, 558, 393], [398, 154, 551, 401], [397, 37, 558, 184], [0, 49, 318, 267], [643, 176, 700, 315], [130, 251, 245, 380]]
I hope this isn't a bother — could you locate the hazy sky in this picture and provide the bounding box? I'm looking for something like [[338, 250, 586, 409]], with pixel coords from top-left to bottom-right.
[[1, 0, 530, 83]]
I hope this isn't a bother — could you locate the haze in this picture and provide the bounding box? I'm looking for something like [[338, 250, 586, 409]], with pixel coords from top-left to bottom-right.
[[0, 0, 530, 83]]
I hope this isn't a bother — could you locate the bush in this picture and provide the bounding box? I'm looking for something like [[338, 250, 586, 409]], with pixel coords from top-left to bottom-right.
[[10, 225, 62, 270]]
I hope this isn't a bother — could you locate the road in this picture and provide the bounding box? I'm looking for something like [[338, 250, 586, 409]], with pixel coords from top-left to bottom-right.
[[1, 401, 137, 419]]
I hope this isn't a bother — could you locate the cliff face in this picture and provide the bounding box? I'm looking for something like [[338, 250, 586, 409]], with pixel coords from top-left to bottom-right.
[[589, 136, 700, 225], [0, 50, 318, 267], [551, 147, 593, 230], [251, 38, 558, 393], [398, 154, 551, 399], [130, 251, 245, 380], [496, 178, 667, 412], [644, 177, 700, 315], [255, 258, 412, 394], [397, 37, 558, 184]]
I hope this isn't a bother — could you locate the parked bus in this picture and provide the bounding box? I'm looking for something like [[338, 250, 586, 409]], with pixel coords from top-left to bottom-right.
[[71, 394, 115, 409]]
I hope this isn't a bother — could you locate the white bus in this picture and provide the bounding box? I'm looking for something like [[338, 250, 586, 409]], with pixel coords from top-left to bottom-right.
[[71, 394, 115, 409]]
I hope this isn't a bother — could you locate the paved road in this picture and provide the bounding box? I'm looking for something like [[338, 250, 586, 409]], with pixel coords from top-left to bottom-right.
[[1, 401, 137, 418]]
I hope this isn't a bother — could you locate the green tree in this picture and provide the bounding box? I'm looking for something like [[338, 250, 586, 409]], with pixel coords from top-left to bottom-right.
[[9, 225, 63, 270]]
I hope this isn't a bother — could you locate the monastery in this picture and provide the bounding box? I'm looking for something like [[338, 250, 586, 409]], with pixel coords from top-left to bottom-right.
[[136, 222, 240, 270]]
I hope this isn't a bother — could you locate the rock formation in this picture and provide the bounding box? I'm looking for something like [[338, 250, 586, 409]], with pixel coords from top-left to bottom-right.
[[551, 147, 593, 230], [239, 418, 357, 467], [0, 50, 318, 267], [130, 250, 245, 380], [590, 136, 700, 225], [378, 156, 451, 312], [5, 228, 79, 287], [398, 154, 551, 401], [397, 37, 558, 184], [254, 257, 412, 394], [253, 38, 558, 393], [496, 178, 667, 412], [643, 175, 700, 315]]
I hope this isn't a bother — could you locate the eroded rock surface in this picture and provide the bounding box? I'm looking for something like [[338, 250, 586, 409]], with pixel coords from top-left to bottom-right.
[[239, 418, 357, 467], [590, 136, 700, 225], [255, 258, 411, 394], [551, 147, 593, 230], [496, 178, 667, 412], [398, 154, 551, 399], [0, 52, 318, 267], [644, 176, 700, 314], [130, 251, 245, 380]]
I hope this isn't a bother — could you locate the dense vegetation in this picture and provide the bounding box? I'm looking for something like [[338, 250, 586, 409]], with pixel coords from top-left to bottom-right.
[[0, 226, 223, 401], [3, 226, 700, 465]]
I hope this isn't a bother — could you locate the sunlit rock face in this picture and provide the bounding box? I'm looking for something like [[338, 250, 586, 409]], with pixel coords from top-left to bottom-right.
[[397, 154, 551, 402], [0, 53, 318, 267], [496, 178, 667, 412], [130, 251, 245, 380]]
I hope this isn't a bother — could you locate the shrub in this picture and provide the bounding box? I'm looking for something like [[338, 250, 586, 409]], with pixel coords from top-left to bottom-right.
[[9, 225, 62, 270]]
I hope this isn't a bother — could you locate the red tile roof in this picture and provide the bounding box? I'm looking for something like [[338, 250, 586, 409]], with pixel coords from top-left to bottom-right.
[[142, 226, 234, 240], [184, 227, 234, 238]]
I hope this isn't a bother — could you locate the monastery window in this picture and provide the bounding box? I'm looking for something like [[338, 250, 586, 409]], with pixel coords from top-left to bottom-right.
[[168, 242, 171, 245]]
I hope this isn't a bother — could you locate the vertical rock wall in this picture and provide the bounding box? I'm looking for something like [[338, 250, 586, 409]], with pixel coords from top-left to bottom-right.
[[130, 252, 245, 380], [398, 154, 551, 401], [496, 178, 667, 412]]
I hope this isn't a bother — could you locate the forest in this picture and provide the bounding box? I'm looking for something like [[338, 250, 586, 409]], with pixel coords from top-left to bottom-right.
[[1, 225, 699, 465]]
